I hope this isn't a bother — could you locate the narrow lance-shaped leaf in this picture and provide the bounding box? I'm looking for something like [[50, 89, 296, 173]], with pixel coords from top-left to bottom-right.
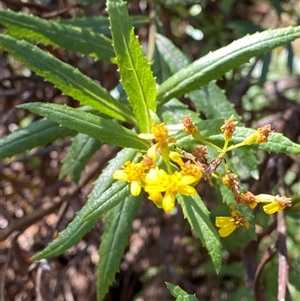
[[18, 102, 149, 151], [107, 0, 157, 132], [32, 148, 138, 260], [0, 9, 114, 60], [59, 134, 102, 184], [177, 194, 222, 273], [166, 282, 199, 301], [57, 15, 150, 36], [0, 119, 76, 160], [155, 34, 239, 120], [157, 26, 300, 103], [0, 34, 135, 124], [190, 82, 240, 120], [97, 194, 142, 301]]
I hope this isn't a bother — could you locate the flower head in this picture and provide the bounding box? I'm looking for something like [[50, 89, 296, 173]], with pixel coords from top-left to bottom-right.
[[222, 173, 242, 196], [215, 206, 249, 237], [169, 151, 203, 184], [144, 167, 198, 212], [221, 119, 238, 140], [243, 124, 272, 145], [113, 159, 150, 196], [192, 145, 208, 164], [181, 116, 198, 135], [237, 191, 258, 209], [255, 194, 292, 214]]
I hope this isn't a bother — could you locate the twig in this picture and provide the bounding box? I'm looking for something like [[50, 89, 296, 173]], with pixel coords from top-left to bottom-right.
[[254, 244, 277, 301], [277, 159, 289, 301]]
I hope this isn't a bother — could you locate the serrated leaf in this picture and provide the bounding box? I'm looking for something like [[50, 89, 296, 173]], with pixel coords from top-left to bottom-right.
[[0, 119, 76, 160], [157, 98, 201, 125], [32, 148, 137, 260], [107, 0, 157, 132], [155, 33, 191, 74], [178, 122, 300, 156], [82, 181, 131, 221], [177, 194, 222, 273], [18, 103, 149, 151], [97, 193, 142, 301], [166, 282, 199, 301], [155, 35, 240, 122], [59, 133, 102, 183], [231, 127, 300, 155], [190, 82, 240, 120], [0, 34, 135, 124], [0, 10, 114, 60], [231, 147, 259, 180], [57, 15, 150, 36], [175, 119, 224, 148], [157, 26, 300, 103]]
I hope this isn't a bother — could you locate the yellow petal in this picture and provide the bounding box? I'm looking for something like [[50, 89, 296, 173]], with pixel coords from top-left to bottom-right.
[[255, 194, 275, 203], [130, 181, 141, 196], [263, 202, 281, 214], [215, 216, 232, 227], [138, 133, 155, 139], [178, 185, 196, 196], [113, 170, 127, 181], [218, 223, 237, 237], [162, 192, 175, 213], [169, 151, 184, 166], [147, 144, 157, 160], [180, 175, 197, 185]]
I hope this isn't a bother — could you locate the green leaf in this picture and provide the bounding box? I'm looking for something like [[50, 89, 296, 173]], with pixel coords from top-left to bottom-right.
[[0, 10, 114, 60], [155, 35, 240, 121], [157, 98, 201, 125], [155, 33, 191, 74], [166, 282, 199, 301], [97, 193, 142, 301], [0, 34, 135, 124], [177, 194, 222, 273], [31, 148, 137, 260], [177, 122, 300, 156], [190, 82, 240, 120], [81, 181, 131, 221], [157, 26, 300, 103], [107, 0, 157, 132], [232, 127, 300, 155], [57, 15, 150, 36], [0, 119, 76, 160], [59, 133, 102, 183], [18, 102, 149, 151]]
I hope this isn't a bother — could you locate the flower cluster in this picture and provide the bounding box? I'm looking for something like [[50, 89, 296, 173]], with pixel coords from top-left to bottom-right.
[[113, 122, 202, 213], [113, 117, 292, 237]]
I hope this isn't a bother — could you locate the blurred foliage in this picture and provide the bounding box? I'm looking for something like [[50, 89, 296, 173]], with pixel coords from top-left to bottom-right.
[[0, 0, 300, 301]]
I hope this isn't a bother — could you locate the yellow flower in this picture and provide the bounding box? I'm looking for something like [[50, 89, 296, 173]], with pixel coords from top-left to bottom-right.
[[255, 194, 292, 214], [215, 217, 237, 237], [243, 124, 272, 145], [169, 151, 203, 183], [215, 207, 249, 237], [144, 167, 197, 213], [181, 116, 199, 135], [221, 118, 238, 140], [113, 160, 148, 196], [138, 123, 175, 149], [138, 123, 176, 162]]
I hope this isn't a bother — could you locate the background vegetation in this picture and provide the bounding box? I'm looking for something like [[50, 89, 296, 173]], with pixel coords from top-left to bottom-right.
[[0, 0, 300, 301]]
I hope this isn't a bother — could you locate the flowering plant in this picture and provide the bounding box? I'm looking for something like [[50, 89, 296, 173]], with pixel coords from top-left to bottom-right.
[[1, 0, 300, 300]]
